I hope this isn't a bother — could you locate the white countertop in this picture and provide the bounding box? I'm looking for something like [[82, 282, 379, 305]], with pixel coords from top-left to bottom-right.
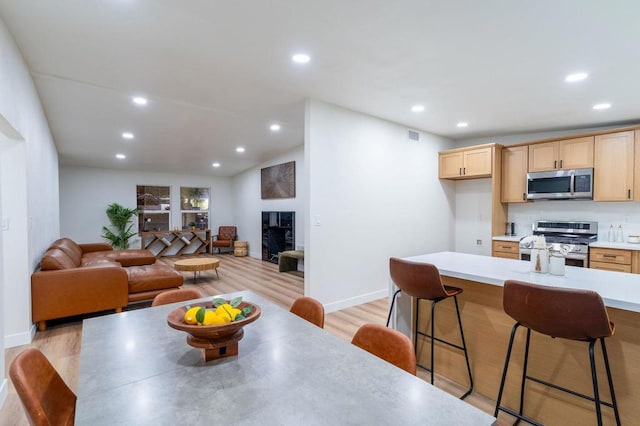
[[491, 235, 523, 242], [590, 241, 640, 250], [404, 251, 640, 313]]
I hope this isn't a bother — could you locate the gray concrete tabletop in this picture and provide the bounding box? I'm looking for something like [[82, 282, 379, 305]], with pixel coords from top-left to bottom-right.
[[76, 290, 496, 425]]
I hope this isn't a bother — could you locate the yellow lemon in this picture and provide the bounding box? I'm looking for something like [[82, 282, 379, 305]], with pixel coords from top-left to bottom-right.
[[202, 310, 226, 325], [215, 304, 234, 323], [230, 308, 242, 320], [184, 307, 201, 325]]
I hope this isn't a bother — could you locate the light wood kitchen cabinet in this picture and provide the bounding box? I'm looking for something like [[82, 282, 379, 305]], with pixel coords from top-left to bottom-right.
[[501, 146, 528, 203], [439, 146, 492, 179], [492, 241, 520, 259], [528, 136, 594, 172], [589, 247, 639, 273], [594, 131, 634, 201]]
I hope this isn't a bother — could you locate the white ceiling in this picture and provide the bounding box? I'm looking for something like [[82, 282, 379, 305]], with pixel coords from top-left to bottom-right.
[[1, 1, 639, 177]]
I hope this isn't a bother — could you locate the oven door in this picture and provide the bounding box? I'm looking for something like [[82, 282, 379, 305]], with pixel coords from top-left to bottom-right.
[[519, 249, 588, 267]]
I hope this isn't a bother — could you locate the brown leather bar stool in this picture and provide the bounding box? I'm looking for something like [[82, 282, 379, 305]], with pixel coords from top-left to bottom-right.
[[387, 257, 473, 399], [495, 280, 621, 426]]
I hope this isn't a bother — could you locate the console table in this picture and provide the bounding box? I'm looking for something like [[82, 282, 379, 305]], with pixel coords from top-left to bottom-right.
[[140, 229, 211, 257]]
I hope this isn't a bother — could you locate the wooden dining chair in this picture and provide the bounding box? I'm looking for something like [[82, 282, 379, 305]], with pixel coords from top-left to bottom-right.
[[151, 288, 204, 307], [351, 323, 417, 375], [289, 296, 325, 328], [9, 348, 77, 426]]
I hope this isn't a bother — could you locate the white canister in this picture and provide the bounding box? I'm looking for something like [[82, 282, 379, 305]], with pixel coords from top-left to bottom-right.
[[530, 248, 549, 273], [549, 255, 565, 276]]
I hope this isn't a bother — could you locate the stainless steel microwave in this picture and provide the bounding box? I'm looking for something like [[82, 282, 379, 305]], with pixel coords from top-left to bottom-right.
[[526, 168, 593, 200]]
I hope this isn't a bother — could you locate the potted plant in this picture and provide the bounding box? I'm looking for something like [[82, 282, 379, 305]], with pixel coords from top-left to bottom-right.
[[189, 221, 197, 231], [102, 203, 139, 249]]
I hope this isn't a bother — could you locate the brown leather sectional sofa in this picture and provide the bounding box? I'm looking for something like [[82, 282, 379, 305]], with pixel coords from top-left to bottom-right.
[[31, 238, 184, 331]]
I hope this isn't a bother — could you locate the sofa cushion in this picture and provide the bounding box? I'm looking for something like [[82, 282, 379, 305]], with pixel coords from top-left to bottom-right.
[[107, 249, 156, 267], [82, 249, 156, 267], [126, 264, 184, 294], [40, 248, 77, 271], [50, 238, 83, 267]]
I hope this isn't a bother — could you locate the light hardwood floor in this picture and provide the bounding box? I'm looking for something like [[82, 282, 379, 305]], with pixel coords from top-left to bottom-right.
[[1, 254, 500, 425]]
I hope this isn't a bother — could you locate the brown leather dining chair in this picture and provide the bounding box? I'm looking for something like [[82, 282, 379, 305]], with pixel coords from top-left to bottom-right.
[[151, 287, 205, 307], [290, 296, 325, 328], [351, 323, 416, 375], [387, 257, 473, 398], [495, 280, 621, 426], [10, 348, 77, 426]]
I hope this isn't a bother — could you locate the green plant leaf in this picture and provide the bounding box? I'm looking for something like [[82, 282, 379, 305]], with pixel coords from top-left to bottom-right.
[[241, 306, 253, 316], [102, 202, 139, 249], [234, 313, 245, 321], [195, 307, 205, 324], [230, 296, 242, 308], [212, 298, 226, 307]]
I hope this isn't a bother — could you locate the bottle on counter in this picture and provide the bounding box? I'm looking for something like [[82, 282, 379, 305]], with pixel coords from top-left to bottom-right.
[[608, 225, 614, 242], [617, 225, 624, 243]]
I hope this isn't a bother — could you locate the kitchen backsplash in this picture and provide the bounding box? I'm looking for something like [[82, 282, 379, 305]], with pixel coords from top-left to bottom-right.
[[508, 200, 640, 241]]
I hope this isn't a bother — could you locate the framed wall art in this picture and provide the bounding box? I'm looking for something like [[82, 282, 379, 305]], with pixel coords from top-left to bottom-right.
[[261, 161, 296, 199]]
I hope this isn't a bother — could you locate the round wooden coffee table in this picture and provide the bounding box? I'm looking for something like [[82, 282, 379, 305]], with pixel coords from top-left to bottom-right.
[[174, 258, 220, 283]]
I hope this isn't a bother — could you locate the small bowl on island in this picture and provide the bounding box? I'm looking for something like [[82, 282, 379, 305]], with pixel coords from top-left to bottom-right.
[[628, 235, 640, 244]]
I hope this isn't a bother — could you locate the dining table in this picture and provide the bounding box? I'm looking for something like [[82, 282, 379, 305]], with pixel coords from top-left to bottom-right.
[[75, 290, 496, 425]]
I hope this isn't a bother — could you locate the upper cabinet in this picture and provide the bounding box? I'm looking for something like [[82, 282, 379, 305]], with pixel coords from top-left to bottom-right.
[[594, 131, 634, 201], [528, 136, 594, 172], [501, 146, 528, 203], [439, 146, 492, 179]]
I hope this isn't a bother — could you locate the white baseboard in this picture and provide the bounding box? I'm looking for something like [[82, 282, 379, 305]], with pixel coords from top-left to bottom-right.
[[0, 378, 7, 410], [323, 289, 387, 314], [4, 323, 35, 348]]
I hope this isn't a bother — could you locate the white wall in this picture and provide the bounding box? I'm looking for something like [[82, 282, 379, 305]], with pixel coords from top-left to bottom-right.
[[0, 15, 60, 407], [231, 147, 305, 259], [1, 136, 29, 350], [59, 166, 234, 246], [305, 100, 455, 312], [454, 179, 492, 255]]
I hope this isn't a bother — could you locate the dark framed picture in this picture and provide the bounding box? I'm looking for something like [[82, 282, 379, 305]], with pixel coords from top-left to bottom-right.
[[261, 161, 296, 199]]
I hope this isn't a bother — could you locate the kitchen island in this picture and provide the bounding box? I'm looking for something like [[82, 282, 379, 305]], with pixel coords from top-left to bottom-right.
[[392, 252, 640, 425]]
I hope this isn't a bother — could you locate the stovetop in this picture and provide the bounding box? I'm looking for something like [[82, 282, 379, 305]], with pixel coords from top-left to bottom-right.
[[520, 220, 598, 254]]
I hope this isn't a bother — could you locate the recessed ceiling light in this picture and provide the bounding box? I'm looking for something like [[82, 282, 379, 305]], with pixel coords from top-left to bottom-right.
[[457, 122, 469, 128], [270, 123, 281, 131], [411, 105, 425, 113], [236, 147, 245, 153], [292, 53, 311, 64], [212, 162, 221, 168], [132, 96, 148, 106], [593, 103, 611, 110], [122, 132, 134, 139], [115, 153, 126, 159], [565, 72, 588, 82]]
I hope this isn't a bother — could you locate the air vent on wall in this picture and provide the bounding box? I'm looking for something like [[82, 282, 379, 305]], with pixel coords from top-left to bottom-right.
[[408, 130, 420, 141]]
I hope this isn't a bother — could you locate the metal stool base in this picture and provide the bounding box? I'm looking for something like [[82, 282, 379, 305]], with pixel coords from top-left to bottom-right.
[[494, 323, 621, 426], [387, 289, 474, 400]]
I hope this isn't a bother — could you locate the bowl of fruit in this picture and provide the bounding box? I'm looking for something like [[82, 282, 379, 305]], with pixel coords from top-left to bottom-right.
[[167, 296, 261, 361]]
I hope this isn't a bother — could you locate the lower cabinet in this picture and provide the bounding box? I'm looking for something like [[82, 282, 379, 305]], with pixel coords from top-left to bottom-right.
[[492, 241, 520, 259], [589, 247, 640, 273]]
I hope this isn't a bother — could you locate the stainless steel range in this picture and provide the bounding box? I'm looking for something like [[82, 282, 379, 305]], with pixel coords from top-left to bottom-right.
[[519, 220, 598, 267]]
